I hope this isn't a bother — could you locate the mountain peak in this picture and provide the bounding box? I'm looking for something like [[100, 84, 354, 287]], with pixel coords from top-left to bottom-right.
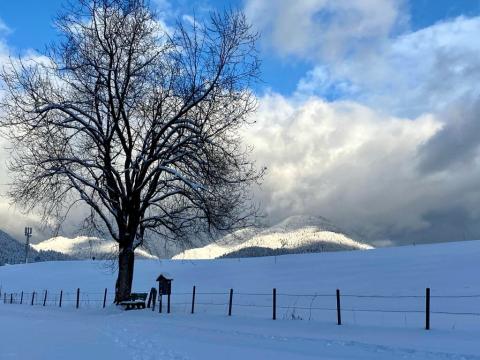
[[267, 215, 342, 233], [174, 215, 373, 259]]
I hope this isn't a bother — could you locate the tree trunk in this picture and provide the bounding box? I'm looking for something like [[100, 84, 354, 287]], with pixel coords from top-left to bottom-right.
[[114, 245, 135, 303]]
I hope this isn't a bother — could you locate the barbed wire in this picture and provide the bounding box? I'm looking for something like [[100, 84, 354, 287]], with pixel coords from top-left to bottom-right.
[[431, 294, 480, 298], [236, 292, 271, 296], [234, 303, 271, 308], [5, 290, 480, 299], [277, 293, 334, 297], [431, 311, 480, 316], [195, 292, 229, 295], [342, 294, 423, 299], [195, 302, 228, 306], [278, 305, 335, 311]]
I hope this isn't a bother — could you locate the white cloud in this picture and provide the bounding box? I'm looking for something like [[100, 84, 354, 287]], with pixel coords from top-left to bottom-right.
[[152, 0, 171, 10], [325, 16, 480, 117], [245, 0, 407, 61], [244, 94, 445, 239], [0, 18, 11, 36], [247, 1, 480, 118], [244, 92, 480, 245]]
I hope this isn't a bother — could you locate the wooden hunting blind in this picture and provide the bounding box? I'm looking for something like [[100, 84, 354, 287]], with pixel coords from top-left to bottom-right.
[[156, 274, 172, 295]]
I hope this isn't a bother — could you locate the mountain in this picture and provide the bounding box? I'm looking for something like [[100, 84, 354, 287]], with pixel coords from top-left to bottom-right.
[[0, 229, 71, 265], [32, 236, 157, 260], [173, 215, 373, 259], [31, 215, 373, 260], [33, 234, 208, 260]]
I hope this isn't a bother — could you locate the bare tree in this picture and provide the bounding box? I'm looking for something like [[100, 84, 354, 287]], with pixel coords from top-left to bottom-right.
[[0, 0, 262, 302]]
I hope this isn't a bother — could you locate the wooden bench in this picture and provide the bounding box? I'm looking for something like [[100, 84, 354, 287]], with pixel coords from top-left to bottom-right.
[[119, 293, 148, 310]]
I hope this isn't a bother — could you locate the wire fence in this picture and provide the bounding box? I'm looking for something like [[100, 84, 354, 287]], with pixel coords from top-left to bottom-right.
[[1, 289, 114, 309], [2, 287, 480, 330]]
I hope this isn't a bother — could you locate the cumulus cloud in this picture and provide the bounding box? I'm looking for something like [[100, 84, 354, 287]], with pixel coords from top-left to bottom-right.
[[245, 0, 407, 61], [419, 96, 480, 173], [295, 16, 480, 117], [245, 94, 438, 241], [244, 93, 480, 245], [247, 2, 480, 118], [292, 17, 480, 182]]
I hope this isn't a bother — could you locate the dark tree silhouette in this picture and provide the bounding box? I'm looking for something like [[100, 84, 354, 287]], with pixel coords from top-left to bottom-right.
[[0, 0, 262, 302]]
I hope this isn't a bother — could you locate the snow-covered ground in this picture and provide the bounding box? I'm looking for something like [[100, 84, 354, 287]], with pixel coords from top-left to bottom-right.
[[1, 306, 478, 360], [1, 240, 480, 359]]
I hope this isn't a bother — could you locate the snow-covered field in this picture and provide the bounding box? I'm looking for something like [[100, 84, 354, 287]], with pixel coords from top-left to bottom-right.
[[1, 240, 480, 359]]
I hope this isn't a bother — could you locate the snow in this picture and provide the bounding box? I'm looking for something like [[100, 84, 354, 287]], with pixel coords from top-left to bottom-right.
[[174, 215, 372, 259], [1, 240, 479, 359], [32, 236, 157, 260], [30, 215, 371, 261], [1, 306, 478, 360]]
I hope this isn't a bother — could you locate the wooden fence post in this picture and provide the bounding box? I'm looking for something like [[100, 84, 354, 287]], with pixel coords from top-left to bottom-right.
[[59, 290, 63, 307], [10, 293, 13, 304], [336, 289, 342, 325], [43, 290, 48, 306], [31, 291, 35, 306], [228, 289, 233, 316], [151, 289, 157, 312], [425, 287, 430, 330], [3, 292, 6, 304], [273, 288, 277, 320], [167, 293, 171, 314], [159, 294, 163, 313], [103, 288, 107, 309], [191, 286, 196, 314], [20, 291, 23, 305], [147, 288, 153, 308], [76, 288, 80, 309]]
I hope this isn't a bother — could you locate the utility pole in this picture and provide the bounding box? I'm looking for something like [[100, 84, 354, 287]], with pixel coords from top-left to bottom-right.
[[24, 227, 32, 264]]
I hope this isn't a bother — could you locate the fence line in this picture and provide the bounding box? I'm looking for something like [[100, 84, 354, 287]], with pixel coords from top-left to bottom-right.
[[2, 286, 480, 330]]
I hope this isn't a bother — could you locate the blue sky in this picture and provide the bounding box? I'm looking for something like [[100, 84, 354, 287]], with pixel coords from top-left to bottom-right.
[[1, 0, 480, 245], [1, 0, 479, 96]]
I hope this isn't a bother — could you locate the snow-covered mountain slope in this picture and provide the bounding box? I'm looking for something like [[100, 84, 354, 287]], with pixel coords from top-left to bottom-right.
[[32, 236, 157, 260], [174, 215, 372, 259], [0, 241, 479, 359], [0, 229, 71, 265]]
